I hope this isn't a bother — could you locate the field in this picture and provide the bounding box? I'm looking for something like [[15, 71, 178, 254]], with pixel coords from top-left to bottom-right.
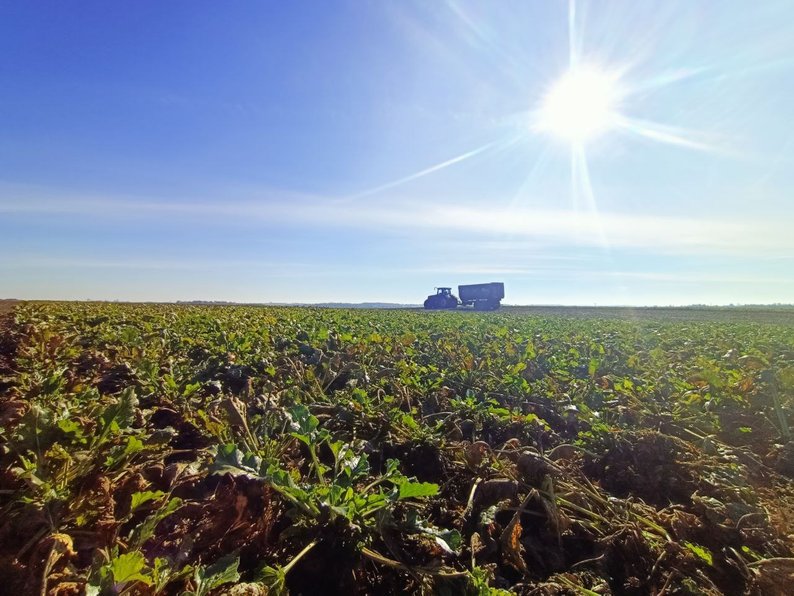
[[1, 302, 794, 595]]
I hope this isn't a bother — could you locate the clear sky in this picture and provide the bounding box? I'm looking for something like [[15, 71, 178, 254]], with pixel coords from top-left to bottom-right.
[[1, 0, 793, 305]]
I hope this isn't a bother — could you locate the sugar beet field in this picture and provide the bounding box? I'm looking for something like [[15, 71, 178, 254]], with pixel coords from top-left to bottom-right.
[[1, 302, 794, 595]]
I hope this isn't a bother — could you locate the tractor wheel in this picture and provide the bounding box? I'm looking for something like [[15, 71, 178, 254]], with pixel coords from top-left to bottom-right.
[[424, 296, 442, 309]]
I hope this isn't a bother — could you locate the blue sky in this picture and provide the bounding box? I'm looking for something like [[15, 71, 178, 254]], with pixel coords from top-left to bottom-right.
[[1, 0, 793, 304]]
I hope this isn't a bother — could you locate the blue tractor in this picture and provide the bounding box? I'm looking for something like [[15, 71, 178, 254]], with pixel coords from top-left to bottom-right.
[[423, 287, 460, 309]]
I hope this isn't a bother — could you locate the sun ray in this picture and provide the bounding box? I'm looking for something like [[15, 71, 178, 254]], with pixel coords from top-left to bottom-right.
[[445, 0, 527, 81], [572, 144, 632, 302], [507, 144, 553, 211], [568, 0, 577, 69], [623, 66, 713, 95], [571, 144, 610, 249], [337, 136, 513, 203], [614, 115, 728, 154]]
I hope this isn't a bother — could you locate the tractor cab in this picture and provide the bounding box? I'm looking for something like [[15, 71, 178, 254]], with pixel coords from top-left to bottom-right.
[[424, 287, 459, 309]]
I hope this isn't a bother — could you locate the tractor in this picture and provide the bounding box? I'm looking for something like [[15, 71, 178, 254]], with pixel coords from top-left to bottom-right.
[[423, 287, 460, 309]]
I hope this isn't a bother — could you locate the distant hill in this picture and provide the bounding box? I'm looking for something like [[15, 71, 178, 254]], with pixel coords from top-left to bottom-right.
[[313, 302, 419, 309], [175, 300, 419, 309]]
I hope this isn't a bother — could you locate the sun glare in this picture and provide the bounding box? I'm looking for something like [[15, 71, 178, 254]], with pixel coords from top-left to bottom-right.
[[537, 67, 621, 144]]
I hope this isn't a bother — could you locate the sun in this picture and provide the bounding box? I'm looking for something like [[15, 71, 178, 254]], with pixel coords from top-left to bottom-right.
[[536, 66, 622, 144]]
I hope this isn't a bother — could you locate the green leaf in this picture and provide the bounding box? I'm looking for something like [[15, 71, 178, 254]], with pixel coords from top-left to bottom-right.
[[740, 545, 762, 561], [104, 435, 145, 468], [110, 551, 152, 586], [192, 553, 240, 596], [779, 366, 794, 391], [434, 528, 463, 553], [110, 387, 138, 429], [383, 459, 402, 478], [128, 497, 182, 548], [328, 439, 344, 460], [130, 490, 165, 512], [257, 565, 287, 596], [524, 413, 551, 429], [291, 432, 311, 447], [58, 418, 85, 442], [684, 541, 713, 566], [95, 387, 138, 446], [468, 565, 513, 596], [403, 510, 462, 553], [183, 382, 202, 397], [123, 435, 144, 455], [287, 404, 319, 437], [150, 556, 193, 593], [164, 374, 178, 390], [209, 443, 262, 477], [400, 413, 420, 431], [396, 480, 439, 500]]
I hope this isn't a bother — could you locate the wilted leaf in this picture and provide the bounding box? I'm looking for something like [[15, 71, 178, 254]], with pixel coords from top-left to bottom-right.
[[500, 516, 526, 572]]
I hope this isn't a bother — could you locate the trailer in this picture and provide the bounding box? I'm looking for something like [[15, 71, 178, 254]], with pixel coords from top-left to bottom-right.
[[423, 282, 504, 310], [458, 282, 504, 310]]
